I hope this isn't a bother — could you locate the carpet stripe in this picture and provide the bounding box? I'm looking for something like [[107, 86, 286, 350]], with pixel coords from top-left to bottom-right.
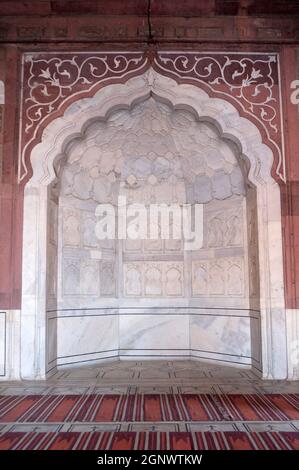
[[47, 396, 80, 422], [0, 393, 299, 423], [0, 396, 41, 422]]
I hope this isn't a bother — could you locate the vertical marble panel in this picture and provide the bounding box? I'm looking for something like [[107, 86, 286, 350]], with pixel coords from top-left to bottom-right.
[[0, 310, 21, 381], [49, 200, 58, 245], [227, 263, 243, 296], [82, 214, 98, 248], [208, 217, 224, 247], [144, 265, 163, 296], [57, 315, 119, 364], [100, 261, 116, 297], [80, 260, 100, 296], [47, 243, 57, 298], [190, 314, 252, 362], [209, 262, 226, 296], [63, 209, 81, 247], [47, 317, 57, 369], [0, 312, 5, 376], [165, 267, 182, 296], [124, 264, 142, 297], [63, 259, 80, 296], [192, 262, 208, 296]]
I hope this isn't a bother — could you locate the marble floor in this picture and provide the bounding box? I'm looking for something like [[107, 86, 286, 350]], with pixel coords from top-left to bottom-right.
[[1, 360, 299, 396], [0, 361, 299, 435]]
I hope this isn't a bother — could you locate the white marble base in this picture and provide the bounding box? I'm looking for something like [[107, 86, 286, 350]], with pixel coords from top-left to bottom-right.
[[55, 313, 119, 367], [0, 312, 5, 376], [0, 310, 20, 381], [190, 312, 258, 368], [286, 308, 299, 380], [119, 314, 189, 358], [2, 308, 298, 379], [41, 308, 260, 369]]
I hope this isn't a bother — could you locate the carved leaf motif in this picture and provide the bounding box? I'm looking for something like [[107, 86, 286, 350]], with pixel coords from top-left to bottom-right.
[[232, 69, 244, 80], [60, 69, 71, 79], [251, 68, 263, 80], [39, 67, 52, 79], [20, 52, 284, 184], [155, 52, 284, 182], [40, 85, 50, 97]]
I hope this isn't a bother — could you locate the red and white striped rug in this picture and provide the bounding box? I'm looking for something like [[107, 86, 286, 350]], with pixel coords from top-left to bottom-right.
[[0, 393, 298, 450], [0, 430, 298, 450], [0, 394, 298, 423]]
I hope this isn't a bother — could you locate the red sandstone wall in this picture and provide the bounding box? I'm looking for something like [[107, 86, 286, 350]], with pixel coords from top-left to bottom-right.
[[0, 2, 299, 309], [0, 46, 23, 309], [280, 47, 299, 308]]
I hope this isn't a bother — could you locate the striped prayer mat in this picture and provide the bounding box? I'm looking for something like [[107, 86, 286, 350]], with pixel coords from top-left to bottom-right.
[[0, 394, 298, 423], [0, 431, 298, 450]]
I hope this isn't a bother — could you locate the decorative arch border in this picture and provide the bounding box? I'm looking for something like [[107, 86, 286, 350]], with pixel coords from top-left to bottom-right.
[[19, 50, 285, 184], [21, 68, 288, 381]]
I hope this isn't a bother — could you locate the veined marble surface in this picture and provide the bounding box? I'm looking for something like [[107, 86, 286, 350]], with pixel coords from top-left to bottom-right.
[[44, 308, 260, 369], [119, 314, 189, 357], [56, 314, 118, 366]]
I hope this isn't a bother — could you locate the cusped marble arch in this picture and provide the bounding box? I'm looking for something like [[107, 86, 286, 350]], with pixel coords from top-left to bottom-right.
[[28, 69, 274, 189]]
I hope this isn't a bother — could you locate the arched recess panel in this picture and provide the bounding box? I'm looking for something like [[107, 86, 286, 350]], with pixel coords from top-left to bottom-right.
[[20, 69, 286, 380]]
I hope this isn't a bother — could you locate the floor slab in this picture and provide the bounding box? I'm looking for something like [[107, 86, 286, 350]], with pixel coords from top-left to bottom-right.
[[0, 360, 299, 395]]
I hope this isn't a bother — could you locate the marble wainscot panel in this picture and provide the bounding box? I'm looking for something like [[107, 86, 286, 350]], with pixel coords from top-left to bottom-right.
[[0, 312, 5, 376], [190, 309, 260, 369], [119, 310, 189, 359], [54, 310, 119, 367], [250, 312, 262, 370], [0, 310, 20, 380], [46, 315, 57, 373]]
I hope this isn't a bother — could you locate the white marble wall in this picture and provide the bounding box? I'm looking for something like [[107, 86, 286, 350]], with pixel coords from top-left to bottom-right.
[[18, 70, 289, 379], [55, 100, 249, 308], [286, 309, 299, 379], [39, 98, 261, 370]]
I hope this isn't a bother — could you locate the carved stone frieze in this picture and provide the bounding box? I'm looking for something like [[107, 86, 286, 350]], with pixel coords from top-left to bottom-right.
[[19, 52, 285, 183]]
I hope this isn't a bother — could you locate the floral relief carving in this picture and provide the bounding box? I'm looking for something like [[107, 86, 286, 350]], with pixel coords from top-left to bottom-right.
[[206, 206, 243, 249], [19, 51, 284, 183], [156, 54, 278, 128], [20, 52, 148, 182], [154, 52, 285, 181], [24, 54, 146, 134]]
